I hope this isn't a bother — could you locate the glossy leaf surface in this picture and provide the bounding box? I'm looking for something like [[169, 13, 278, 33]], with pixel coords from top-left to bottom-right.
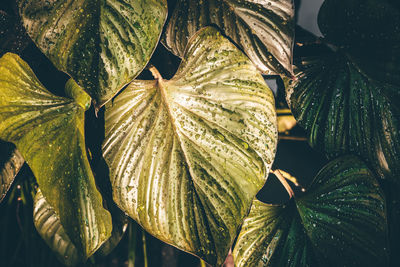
[[286, 51, 400, 181], [33, 190, 81, 266], [103, 27, 277, 265], [233, 156, 388, 267], [163, 0, 295, 77], [19, 0, 168, 107], [0, 53, 112, 258], [0, 141, 24, 202]]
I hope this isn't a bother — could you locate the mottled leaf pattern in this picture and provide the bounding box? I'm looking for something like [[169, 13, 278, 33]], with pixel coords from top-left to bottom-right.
[[19, 0, 167, 107], [0, 141, 25, 202], [286, 52, 400, 181], [163, 0, 295, 77], [103, 27, 277, 265], [33, 190, 81, 266], [233, 156, 388, 267], [0, 53, 112, 258]]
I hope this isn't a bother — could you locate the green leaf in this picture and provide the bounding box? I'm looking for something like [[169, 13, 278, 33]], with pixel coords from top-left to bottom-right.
[[286, 51, 400, 181], [162, 0, 295, 77], [0, 53, 112, 258], [233, 155, 388, 267], [0, 140, 24, 202], [317, 0, 400, 86], [33, 189, 81, 266], [18, 0, 168, 108], [317, 0, 400, 48], [103, 27, 277, 265]]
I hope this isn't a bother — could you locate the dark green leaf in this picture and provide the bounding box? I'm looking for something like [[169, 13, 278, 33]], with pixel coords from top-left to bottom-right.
[[103, 27, 277, 266], [318, 0, 400, 48], [233, 155, 388, 267], [19, 0, 168, 108], [0, 53, 112, 258], [0, 140, 24, 202], [286, 51, 400, 181], [163, 0, 295, 77]]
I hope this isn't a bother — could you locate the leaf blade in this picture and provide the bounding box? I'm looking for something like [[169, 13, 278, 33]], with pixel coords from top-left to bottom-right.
[[103, 27, 277, 265], [0, 53, 112, 258]]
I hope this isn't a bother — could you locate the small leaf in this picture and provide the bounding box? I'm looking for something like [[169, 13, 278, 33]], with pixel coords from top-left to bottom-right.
[[33, 189, 81, 266], [0, 140, 24, 202], [163, 0, 295, 77], [103, 27, 277, 265], [233, 155, 388, 267], [18, 0, 168, 108], [286, 51, 400, 181], [0, 53, 112, 258]]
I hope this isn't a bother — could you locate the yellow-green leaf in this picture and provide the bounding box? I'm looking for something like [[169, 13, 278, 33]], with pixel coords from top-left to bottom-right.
[[0, 53, 112, 258], [103, 27, 277, 265]]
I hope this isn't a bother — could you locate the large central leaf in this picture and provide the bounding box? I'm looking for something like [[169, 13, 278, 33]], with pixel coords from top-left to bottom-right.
[[162, 0, 295, 77], [233, 156, 388, 267], [103, 27, 277, 265], [19, 0, 168, 108], [0, 53, 112, 258]]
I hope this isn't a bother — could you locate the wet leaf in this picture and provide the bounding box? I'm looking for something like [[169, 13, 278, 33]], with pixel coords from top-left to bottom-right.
[[286, 50, 400, 181], [163, 0, 295, 77], [18, 0, 168, 108], [0, 140, 24, 202], [318, 0, 400, 48], [0, 53, 112, 258], [34, 189, 128, 265], [233, 155, 388, 267], [33, 189, 81, 266], [103, 27, 277, 265]]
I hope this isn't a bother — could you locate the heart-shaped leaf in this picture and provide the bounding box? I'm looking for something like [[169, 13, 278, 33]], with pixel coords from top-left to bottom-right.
[[233, 155, 388, 267], [103, 27, 277, 265], [18, 0, 168, 108], [0, 53, 112, 258], [286, 50, 400, 181], [33, 189, 81, 266], [162, 0, 295, 77], [0, 140, 24, 202]]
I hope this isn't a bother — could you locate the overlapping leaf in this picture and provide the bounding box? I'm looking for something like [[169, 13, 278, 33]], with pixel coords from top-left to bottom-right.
[[0, 140, 24, 202], [286, 49, 400, 181], [33, 189, 81, 266], [233, 156, 388, 267], [19, 0, 168, 108], [163, 0, 295, 77], [0, 53, 112, 258], [103, 27, 277, 265], [33, 189, 128, 265]]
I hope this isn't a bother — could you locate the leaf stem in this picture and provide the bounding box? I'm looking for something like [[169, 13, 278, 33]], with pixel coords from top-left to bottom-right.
[[272, 169, 294, 198], [148, 65, 163, 81], [278, 135, 307, 141], [142, 230, 148, 267]]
